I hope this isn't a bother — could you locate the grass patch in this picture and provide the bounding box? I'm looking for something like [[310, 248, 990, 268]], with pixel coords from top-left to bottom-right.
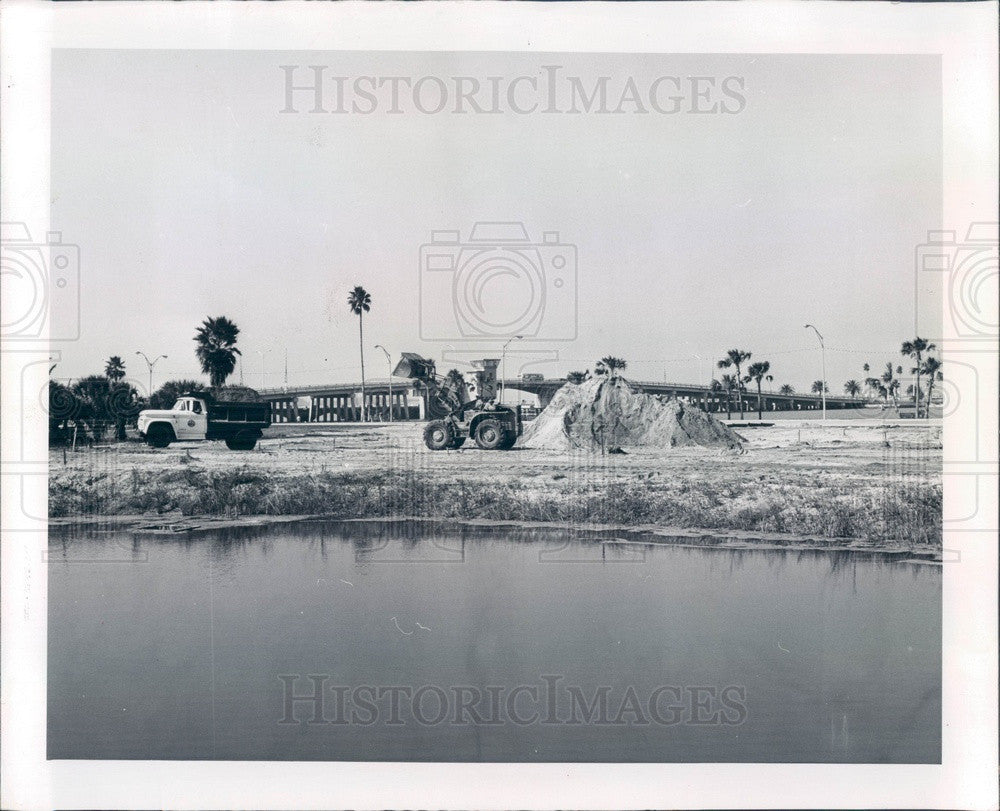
[[49, 463, 942, 547]]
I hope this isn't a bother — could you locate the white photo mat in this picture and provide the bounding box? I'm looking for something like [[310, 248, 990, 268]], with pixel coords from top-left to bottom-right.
[[1, 1, 997, 808]]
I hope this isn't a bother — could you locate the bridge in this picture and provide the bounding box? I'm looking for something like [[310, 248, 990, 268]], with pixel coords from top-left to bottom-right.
[[257, 377, 864, 423]]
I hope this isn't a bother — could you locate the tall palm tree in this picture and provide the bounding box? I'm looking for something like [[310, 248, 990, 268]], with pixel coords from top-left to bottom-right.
[[717, 349, 752, 418], [811, 380, 828, 395], [921, 356, 942, 419], [880, 362, 901, 406], [348, 286, 372, 421], [901, 337, 937, 418], [779, 384, 795, 396], [103, 356, 128, 440], [743, 360, 771, 420], [194, 316, 241, 388], [104, 356, 126, 382], [720, 373, 739, 419], [844, 379, 862, 400]]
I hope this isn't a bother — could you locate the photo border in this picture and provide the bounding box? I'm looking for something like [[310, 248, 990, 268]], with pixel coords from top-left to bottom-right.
[[2, 1, 997, 808]]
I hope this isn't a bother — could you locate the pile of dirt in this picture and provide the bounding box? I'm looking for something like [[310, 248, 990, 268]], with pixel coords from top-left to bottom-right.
[[520, 376, 744, 452]]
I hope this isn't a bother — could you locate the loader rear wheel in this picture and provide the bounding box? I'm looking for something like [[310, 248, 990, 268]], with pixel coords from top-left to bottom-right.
[[474, 419, 505, 450], [424, 420, 454, 451]]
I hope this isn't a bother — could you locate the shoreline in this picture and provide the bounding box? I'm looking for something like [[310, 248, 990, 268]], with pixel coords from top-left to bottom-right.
[[48, 512, 943, 564]]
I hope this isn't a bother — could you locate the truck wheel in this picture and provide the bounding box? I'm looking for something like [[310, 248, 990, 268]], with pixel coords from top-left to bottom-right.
[[146, 425, 173, 448], [225, 438, 257, 451], [423, 420, 454, 451], [474, 419, 505, 450]]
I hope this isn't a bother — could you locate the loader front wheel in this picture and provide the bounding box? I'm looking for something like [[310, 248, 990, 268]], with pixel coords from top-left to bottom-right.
[[474, 419, 504, 450], [497, 430, 518, 450], [423, 420, 454, 451]]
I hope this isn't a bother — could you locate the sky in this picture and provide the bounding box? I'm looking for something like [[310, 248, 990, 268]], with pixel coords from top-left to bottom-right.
[[50, 50, 941, 396]]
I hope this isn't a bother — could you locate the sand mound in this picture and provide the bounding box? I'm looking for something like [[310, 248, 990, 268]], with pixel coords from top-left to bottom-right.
[[520, 376, 744, 452]]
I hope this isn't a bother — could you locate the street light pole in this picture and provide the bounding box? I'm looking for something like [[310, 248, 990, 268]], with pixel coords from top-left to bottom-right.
[[501, 335, 523, 405], [375, 344, 392, 422], [135, 351, 167, 397], [804, 324, 827, 420]]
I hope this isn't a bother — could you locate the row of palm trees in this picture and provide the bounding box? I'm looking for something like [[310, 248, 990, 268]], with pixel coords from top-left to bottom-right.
[[564, 342, 943, 422], [716, 349, 779, 420], [857, 337, 942, 418], [49, 355, 141, 443]]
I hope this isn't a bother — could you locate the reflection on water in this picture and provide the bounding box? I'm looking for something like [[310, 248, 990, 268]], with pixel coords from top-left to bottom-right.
[[48, 520, 940, 762]]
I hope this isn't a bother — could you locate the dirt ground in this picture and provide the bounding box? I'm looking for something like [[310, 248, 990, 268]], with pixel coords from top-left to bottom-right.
[[52, 418, 941, 477]]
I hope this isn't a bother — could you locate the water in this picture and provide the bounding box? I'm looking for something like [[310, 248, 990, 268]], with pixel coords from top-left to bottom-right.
[[48, 521, 940, 762]]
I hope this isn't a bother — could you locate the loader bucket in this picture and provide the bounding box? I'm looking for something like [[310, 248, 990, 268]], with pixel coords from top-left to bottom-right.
[[393, 352, 435, 381]]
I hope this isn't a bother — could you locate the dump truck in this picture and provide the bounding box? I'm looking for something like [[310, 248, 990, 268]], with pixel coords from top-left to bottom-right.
[[137, 392, 271, 450], [393, 352, 522, 450]]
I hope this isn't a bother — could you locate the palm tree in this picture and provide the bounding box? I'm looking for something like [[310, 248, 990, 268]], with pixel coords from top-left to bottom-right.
[[104, 356, 128, 439], [811, 380, 828, 395], [194, 316, 241, 388], [844, 380, 862, 400], [880, 362, 901, 406], [348, 286, 372, 420], [901, 337, 937, 418], [566, 370, 587, 384], [709, 378, 723, 413], [717, 349, 751, 418], [779, 384, 795, 396], [921, 356, 942, 419], [720, 373, 739, 419], [104, 356, 126, 382], [150, 379, 208, 410], [743, 360, 771, 420], [598, 356, 627, 377]]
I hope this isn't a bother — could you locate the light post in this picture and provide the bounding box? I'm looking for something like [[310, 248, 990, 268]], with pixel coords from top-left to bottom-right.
[[375, 344, 392, 422], [804, 324, 827, 420], [500, 335, 523, 405], [135, 351, 167, 397]]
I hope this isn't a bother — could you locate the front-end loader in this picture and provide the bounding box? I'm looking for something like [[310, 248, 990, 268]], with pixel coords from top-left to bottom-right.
[[392, 352, 522, 450]]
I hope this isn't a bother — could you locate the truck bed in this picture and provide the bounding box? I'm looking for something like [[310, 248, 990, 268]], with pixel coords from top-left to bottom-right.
[[207, 401, 271, 427]]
